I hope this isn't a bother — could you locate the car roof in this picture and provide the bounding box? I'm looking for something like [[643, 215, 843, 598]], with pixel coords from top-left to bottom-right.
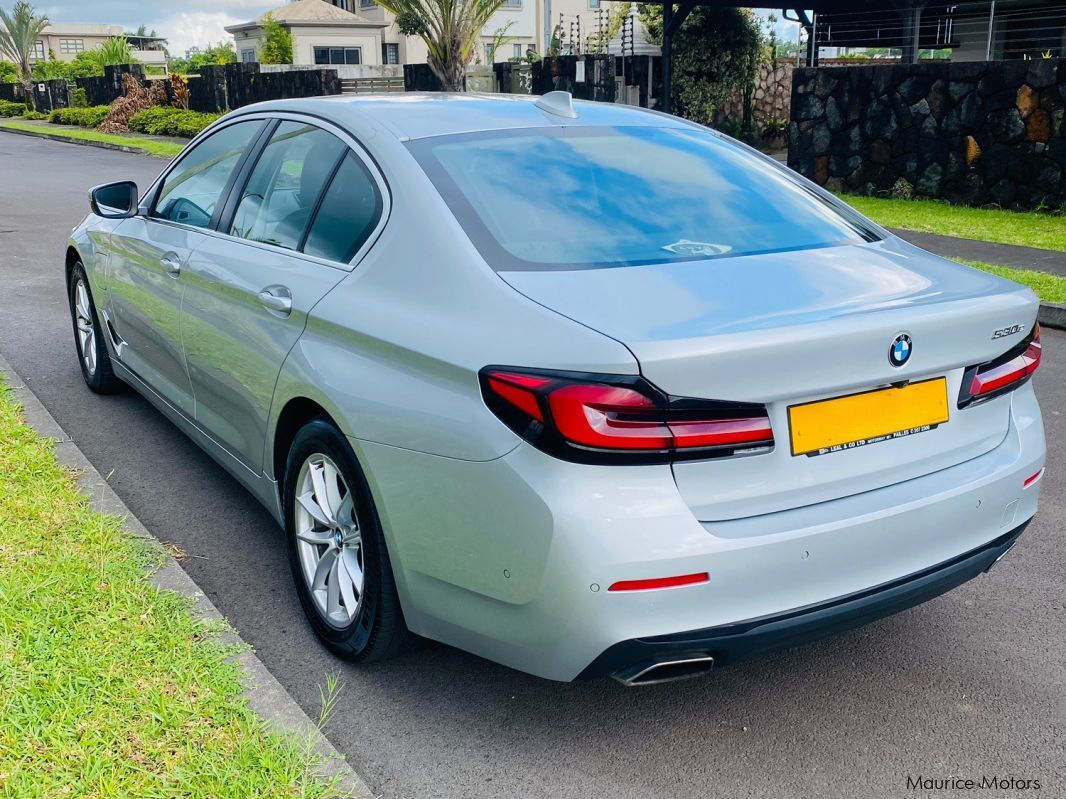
[[227, 93, 697, 141]]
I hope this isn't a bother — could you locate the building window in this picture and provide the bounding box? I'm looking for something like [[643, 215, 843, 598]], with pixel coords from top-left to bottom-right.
[[513, 44, 522, 59], [313, 46, 362, 65], [360, 0, 376, 6], [32, 40, 45, 59], [241, 48, 256, 63], [329, 0, 350, 9], [589, 0, 600, 7], [485, 43, 494, 62], [59, 39, 85, 54], [382, 43, 399, 64], [503, 0, 521, 7]]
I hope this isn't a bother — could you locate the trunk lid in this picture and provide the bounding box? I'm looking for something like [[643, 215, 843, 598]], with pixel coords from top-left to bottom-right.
[[499, 238, 1038, 521]]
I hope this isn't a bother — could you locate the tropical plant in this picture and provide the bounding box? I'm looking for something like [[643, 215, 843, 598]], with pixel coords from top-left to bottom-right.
[[95, 36, 136, 66], [0, 57, 16, 83], [260, 13, 293, 64], [0, 1, 50, 110], [170, 73, 189, 110], [483, 20, 515, 64], [374, 0, 509, 91]]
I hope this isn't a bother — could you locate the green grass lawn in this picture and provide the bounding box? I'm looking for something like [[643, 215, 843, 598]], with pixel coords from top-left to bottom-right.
[[842, 194, 1066, 253], [957, 259, 1066, 304], [0, 380, 339, 798], [0, 118, 184, 158]]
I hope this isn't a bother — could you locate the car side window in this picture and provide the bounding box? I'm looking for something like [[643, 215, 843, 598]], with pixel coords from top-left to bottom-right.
[[303, 152, 383, 263], [229, 122, 347, 251], [152, 121, 263, 229]]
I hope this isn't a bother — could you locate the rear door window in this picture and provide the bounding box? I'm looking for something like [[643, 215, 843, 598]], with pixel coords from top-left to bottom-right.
[[229, 122, 347, 251], [302, 153, 383, 262]]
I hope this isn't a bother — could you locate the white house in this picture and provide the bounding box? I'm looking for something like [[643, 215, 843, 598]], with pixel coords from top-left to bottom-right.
[[225, 0, 390, 67]]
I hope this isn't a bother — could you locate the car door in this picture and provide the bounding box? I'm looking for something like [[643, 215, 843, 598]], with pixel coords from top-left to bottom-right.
[[181, 118, 385, 471], [105, 119, 266, 415]]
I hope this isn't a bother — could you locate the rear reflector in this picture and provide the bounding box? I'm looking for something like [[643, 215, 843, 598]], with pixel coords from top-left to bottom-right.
[[1023, 468, 1044, 489], [608, 572, 709, 592]]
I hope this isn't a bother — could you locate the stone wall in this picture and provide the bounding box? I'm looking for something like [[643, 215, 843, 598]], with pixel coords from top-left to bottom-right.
[[788, 60, 1066, 210], [716, 62, 794, 126]]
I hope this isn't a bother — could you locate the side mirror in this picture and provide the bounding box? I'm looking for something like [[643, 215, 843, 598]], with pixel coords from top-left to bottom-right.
[[89, 181, 139, 219]]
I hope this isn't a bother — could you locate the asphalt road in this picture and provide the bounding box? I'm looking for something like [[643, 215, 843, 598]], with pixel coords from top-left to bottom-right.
[[1, 133, 1063, 798]]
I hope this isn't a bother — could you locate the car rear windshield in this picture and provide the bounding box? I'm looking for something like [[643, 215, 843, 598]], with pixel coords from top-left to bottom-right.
[[407, 126, 878, 271]]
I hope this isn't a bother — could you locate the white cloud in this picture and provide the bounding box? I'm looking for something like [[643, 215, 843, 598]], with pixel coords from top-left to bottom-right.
[[38, 0, 278, 54]]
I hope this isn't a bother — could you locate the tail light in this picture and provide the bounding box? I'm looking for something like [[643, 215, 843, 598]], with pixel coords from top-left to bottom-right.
[[959, 325, 1041, 408], [480, 367, 773, 464]]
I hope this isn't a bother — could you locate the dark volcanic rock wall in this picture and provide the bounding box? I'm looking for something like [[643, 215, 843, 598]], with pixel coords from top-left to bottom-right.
[[788, 60, 1066, 210]]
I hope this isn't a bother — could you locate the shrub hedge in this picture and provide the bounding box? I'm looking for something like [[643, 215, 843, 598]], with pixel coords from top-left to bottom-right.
[[0, 99, 29, 117], [48, 106, 110, 128], [128, 107, 221, 138]]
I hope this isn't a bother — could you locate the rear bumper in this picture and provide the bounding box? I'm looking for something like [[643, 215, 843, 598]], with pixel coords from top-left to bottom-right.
[[578, 519, 1029, 681], [358, 383, 1044, 682]]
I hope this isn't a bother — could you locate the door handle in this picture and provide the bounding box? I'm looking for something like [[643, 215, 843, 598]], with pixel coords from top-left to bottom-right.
[[160, 253, 181, 277], [258, 286, 293, 316]]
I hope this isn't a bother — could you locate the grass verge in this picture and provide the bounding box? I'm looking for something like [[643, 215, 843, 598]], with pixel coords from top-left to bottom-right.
[[957, 259, 1066, 304], [0, 118, 184, 158], [0, 379, 338, 797], [842, 194, 1066, 253]]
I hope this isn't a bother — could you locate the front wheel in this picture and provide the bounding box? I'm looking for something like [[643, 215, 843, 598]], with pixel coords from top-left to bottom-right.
[[284, 419, 411, 662], [69, 262, 121, 394]]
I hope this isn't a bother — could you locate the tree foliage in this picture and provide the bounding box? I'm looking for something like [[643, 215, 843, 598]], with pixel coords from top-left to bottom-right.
[[639, 4, 762, 126], [0, 58, 17, 83], [260, 13, 293, 65], [169, 42, 236, 75], [374, 0, 509, 91], [0, 1, 49, 109]]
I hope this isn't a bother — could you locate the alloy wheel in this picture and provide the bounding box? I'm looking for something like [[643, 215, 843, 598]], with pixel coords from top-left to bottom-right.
[[73, 278, 97, 377], [294, 453, 365, 628]]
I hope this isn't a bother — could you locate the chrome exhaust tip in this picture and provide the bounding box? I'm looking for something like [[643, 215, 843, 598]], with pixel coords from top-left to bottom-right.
[[612, 654, 715, 687]]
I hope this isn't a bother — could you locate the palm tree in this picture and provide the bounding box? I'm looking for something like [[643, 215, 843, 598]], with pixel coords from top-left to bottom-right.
[[0, 1, 49, 109], [374, 0, 507, 91]]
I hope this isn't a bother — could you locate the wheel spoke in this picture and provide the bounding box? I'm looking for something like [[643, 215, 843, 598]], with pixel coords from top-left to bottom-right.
[[322, 460, 345, 523], [296, 491, 331, 528], [312, 548, 337, 590], [337, 554, 359, 616], [341, 546, 364, 592], [326, 556, 342, 618], [309, 462, 337, 525], [337, 490, 357, 530], [296, 527, 333, 546]]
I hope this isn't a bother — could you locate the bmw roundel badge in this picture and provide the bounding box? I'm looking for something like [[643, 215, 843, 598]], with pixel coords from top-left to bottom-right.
[[889, 333, 912, 367]]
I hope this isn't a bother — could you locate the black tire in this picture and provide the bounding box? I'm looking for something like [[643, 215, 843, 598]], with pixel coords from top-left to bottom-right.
[[284, 418, 411, 662], [68, 262, 122, 394]]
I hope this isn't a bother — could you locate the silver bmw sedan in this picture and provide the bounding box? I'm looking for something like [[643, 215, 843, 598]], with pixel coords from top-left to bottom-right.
[[67, 93, 1045, 684]]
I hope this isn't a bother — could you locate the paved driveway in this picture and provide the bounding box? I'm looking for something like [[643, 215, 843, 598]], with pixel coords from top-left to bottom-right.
[[1, 133, 1062, 798]]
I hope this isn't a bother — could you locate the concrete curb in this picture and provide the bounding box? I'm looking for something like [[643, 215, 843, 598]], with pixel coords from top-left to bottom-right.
[[0, 122, 175, 158], [0, 352, 375, 799], [1038, 302, 1066, 331]]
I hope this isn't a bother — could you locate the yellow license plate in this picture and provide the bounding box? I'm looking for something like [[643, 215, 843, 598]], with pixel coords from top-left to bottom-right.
[[788, 377, 949, 457]]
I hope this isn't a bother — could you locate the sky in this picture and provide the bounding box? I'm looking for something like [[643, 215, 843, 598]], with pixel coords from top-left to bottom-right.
[[32, 1, 803, 59], [37, 0, 279, 56]]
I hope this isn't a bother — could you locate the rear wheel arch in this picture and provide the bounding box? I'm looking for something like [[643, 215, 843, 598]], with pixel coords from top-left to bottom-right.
[[272, 397, 343, 489], [65, 246, 81, 292]]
